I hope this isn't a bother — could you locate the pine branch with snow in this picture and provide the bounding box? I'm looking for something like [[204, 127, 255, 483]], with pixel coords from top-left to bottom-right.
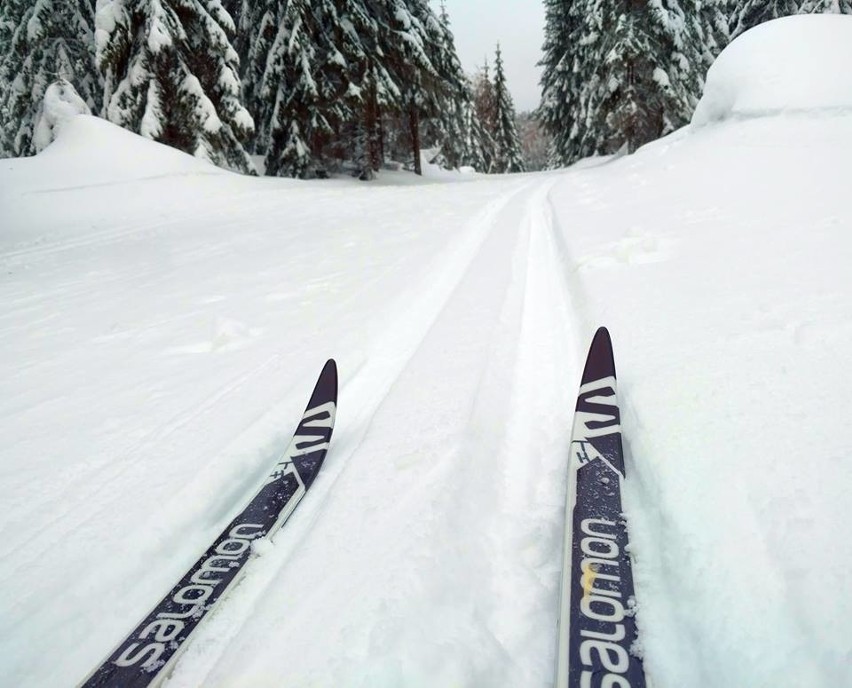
[[0, 0, 99, 157], [95, 0, 255, 174]]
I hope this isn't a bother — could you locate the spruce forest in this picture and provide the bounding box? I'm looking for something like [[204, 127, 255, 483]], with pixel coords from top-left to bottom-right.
[[0, 0, 849, 178]]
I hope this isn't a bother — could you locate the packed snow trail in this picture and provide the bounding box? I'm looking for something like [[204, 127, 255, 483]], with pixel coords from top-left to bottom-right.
[[160, 178, 582, 688], [0, 122, 587, 687]]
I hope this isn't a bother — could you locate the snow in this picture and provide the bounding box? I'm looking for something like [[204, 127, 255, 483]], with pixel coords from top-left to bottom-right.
[[148, 0, 175, 53], [2, 17, 852, 688], [692, 14, 852, 126], [33, 80, 92, 153]]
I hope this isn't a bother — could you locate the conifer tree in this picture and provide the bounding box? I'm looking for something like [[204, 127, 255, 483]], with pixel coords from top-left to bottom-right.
[[458, 85, 492, 172], [381, 0, 440, 175], [597, 0, 704, 153], [732, 0, 851, 36], [418, 0, 471, 170], [96, 0, 255, 173], [241, 0, 481, 178], [259, 0, 354, 177], [799, 0, 852, 10], [491, 45, 524, 173], [698, 0, 731, 71], [472, 61, 498, 172], [537, 0, 590, 166], [237, 0, 277, 146], [349, 0, 402, 179], [539, 0, 705, 165], [0, 0, 99, 157], [731, 0, 801, 37]]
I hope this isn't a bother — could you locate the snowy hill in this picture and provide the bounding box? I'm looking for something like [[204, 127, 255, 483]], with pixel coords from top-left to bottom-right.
[[1, 16, 851, 688]]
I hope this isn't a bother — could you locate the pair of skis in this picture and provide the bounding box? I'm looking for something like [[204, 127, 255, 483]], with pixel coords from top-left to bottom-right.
[[81, 330, 644, 687]]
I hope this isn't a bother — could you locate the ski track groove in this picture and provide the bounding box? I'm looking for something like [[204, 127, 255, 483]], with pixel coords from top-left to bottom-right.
[[3, 173, 596, 688], [431, 179, 581, 687], [181, 176, 592, 688], [159, 179, 546, 686]]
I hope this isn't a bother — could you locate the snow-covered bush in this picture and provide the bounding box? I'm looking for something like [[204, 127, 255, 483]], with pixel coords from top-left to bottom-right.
[[33, 79, 92, 153]]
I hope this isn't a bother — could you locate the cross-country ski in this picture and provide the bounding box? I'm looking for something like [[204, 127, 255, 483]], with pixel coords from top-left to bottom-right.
[[79, 360, 337, 688], [556, 328, 645, 688]]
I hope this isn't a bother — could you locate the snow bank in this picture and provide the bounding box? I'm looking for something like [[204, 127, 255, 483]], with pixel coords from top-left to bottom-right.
[[692, 14, 852, 126], [30, 114, 221, 188], [0, 115, 236, 253]]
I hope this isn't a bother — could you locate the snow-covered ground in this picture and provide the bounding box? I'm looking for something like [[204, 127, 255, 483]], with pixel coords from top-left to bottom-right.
[[2, 16, 851, 688]]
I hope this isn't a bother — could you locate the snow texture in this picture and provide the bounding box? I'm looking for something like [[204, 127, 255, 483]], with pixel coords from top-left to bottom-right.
[[692, 14, 852, 125], [1, 16, 852, 688]]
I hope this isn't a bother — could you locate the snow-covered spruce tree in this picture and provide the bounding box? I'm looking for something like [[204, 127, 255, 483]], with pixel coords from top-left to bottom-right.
[[343, 0, 402, 179], [491, 44, 524, 173], [732, 0, 852, 37], [730, 0, 800, 37], [698, 0, 731, 72], [458, 79, 492, 172], [799, 0, 852, 11], [418, 0, 472, 171], [238, 0, 285, 155], [0, 0, 100, 157], [540, 0, 705, 164], [258, 1, 343, 177], [258, 0, 369, 178], [594, 0, 705, 155], [96, 0, 255, 173], [472, 62, 498, 172], [516, 111, 552, 171], [537, 0, 589, 167], [380, 0, 441, 176]]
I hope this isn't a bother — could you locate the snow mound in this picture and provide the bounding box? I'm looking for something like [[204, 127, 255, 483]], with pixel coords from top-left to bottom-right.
[[33, 79, 91, 154], [31, 114, 222, 188], [692, 14, 852, 126]]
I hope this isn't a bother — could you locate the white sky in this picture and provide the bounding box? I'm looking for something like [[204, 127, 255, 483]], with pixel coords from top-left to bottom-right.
[[436, 0, 546, 113]]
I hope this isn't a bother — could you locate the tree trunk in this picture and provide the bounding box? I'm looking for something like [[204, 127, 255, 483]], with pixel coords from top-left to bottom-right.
[[360, 74, 379, 180], [409, 102, 422, 176]]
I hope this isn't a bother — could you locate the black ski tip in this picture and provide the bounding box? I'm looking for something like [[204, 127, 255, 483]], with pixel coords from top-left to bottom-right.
[[308, 358, 338, 409], [581, 327, 617, 384]]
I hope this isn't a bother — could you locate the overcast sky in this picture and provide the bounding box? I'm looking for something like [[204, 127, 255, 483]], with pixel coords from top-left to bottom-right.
[[436, 0, 546, 113]]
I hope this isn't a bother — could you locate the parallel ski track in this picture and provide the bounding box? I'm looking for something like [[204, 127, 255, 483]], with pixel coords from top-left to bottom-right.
[[3, 173, 594, 687], [163, 177, 587, 687]]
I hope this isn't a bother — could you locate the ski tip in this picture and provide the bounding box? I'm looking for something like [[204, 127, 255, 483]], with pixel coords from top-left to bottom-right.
[[322, 358, 338, 393], [308, 359, 338, 409], [322, 358, 337, 381], [581, 327, 617, 384]]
